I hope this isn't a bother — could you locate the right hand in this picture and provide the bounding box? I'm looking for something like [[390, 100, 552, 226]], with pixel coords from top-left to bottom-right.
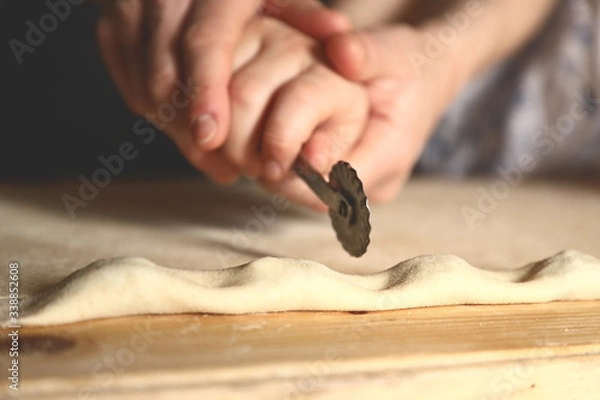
[[96, 0, 350, 183], [322, 26, 457, 202]]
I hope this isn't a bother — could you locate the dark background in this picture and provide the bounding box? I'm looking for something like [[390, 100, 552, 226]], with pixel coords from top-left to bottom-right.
[[1, 0, 194, 179]]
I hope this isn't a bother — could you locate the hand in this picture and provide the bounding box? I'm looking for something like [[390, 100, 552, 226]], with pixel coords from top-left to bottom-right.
[[322, 26, 456, 202], [96, 0, 350, 183], [224, 18, 369, 210]]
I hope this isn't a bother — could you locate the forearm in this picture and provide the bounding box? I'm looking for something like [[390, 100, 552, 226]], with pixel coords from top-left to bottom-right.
[[328, 0, 472, 28], [331, 0, 559, 64], [418, 0, 560, 105], [330, 0, 559, 106], [328, 0, 413, 28]]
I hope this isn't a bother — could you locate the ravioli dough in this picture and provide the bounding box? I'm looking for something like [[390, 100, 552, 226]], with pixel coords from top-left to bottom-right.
[[6, 250, 600, 326]]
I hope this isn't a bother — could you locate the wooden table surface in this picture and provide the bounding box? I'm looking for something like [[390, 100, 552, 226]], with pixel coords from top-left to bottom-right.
[[1, 178, 599, 399], [2, 301, 599, 399]]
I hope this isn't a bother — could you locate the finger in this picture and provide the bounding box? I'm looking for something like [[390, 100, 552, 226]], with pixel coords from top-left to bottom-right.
[[262, 0, 351, 38], [143, 0, 191, 106], [345, 118, 412, 202], [325, 26, 422, 81], [144, 6, 261, 154], [108, 0, 147, 114], [261, 65, 366, 182], [226, 30, 310, 178], [300, 124, 363, 176], [231, 17, 264, 71], [167, 119, 241, 185], [151, 103, 240, 185], [183, 0, 262, 151]]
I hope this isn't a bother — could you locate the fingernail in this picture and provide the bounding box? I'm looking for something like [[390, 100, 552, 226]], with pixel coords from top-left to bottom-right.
[[192, 114, 216, 146], [264, 160, 282, 181]]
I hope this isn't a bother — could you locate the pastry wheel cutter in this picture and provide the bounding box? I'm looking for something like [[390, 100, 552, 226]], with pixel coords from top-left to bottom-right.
[[293, 158, 371, 257]]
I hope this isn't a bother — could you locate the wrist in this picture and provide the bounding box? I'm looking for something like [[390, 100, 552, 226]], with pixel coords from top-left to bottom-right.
[[411, 2, 508, 114], [408, 22, 473, 116]]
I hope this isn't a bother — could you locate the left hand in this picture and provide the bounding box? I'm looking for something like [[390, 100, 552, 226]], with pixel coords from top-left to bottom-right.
[[320, 26, 456, 202]]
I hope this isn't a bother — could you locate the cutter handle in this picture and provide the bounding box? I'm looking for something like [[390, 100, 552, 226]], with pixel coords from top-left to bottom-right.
[[292, 157, 342, 208]]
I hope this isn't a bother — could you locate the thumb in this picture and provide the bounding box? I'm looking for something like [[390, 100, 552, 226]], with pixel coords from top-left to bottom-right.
[[264, 0, 352, 39], [325, 26, 422, 81]]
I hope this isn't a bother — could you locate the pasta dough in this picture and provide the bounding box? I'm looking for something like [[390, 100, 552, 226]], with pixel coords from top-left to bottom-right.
[[6, 250, 600, 326]]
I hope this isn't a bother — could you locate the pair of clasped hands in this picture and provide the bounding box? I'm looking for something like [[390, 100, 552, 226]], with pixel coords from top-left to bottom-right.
[[97, 0, 446, 210]]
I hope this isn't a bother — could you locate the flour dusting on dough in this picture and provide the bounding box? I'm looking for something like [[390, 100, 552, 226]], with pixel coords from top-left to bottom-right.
[[4, 250, 600, 326]]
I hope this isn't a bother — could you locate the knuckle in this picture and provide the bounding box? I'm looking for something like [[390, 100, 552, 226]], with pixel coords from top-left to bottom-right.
[[264, 19, 310, 50], [284, 78, 319, 107], [229, 76, 262, 107], [279, 31, 309, 52]]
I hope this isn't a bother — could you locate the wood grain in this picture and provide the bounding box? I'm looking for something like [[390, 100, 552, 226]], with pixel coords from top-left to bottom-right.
[[1, 179, 599, 398], [2, 300, 599, 399]]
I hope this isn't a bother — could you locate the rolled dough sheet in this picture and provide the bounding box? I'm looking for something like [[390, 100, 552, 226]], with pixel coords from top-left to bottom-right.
[[6, 250, 600, 326]]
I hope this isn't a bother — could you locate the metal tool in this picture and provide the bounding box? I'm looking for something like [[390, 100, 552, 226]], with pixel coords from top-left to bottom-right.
[[293, 158, 371, 257]]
